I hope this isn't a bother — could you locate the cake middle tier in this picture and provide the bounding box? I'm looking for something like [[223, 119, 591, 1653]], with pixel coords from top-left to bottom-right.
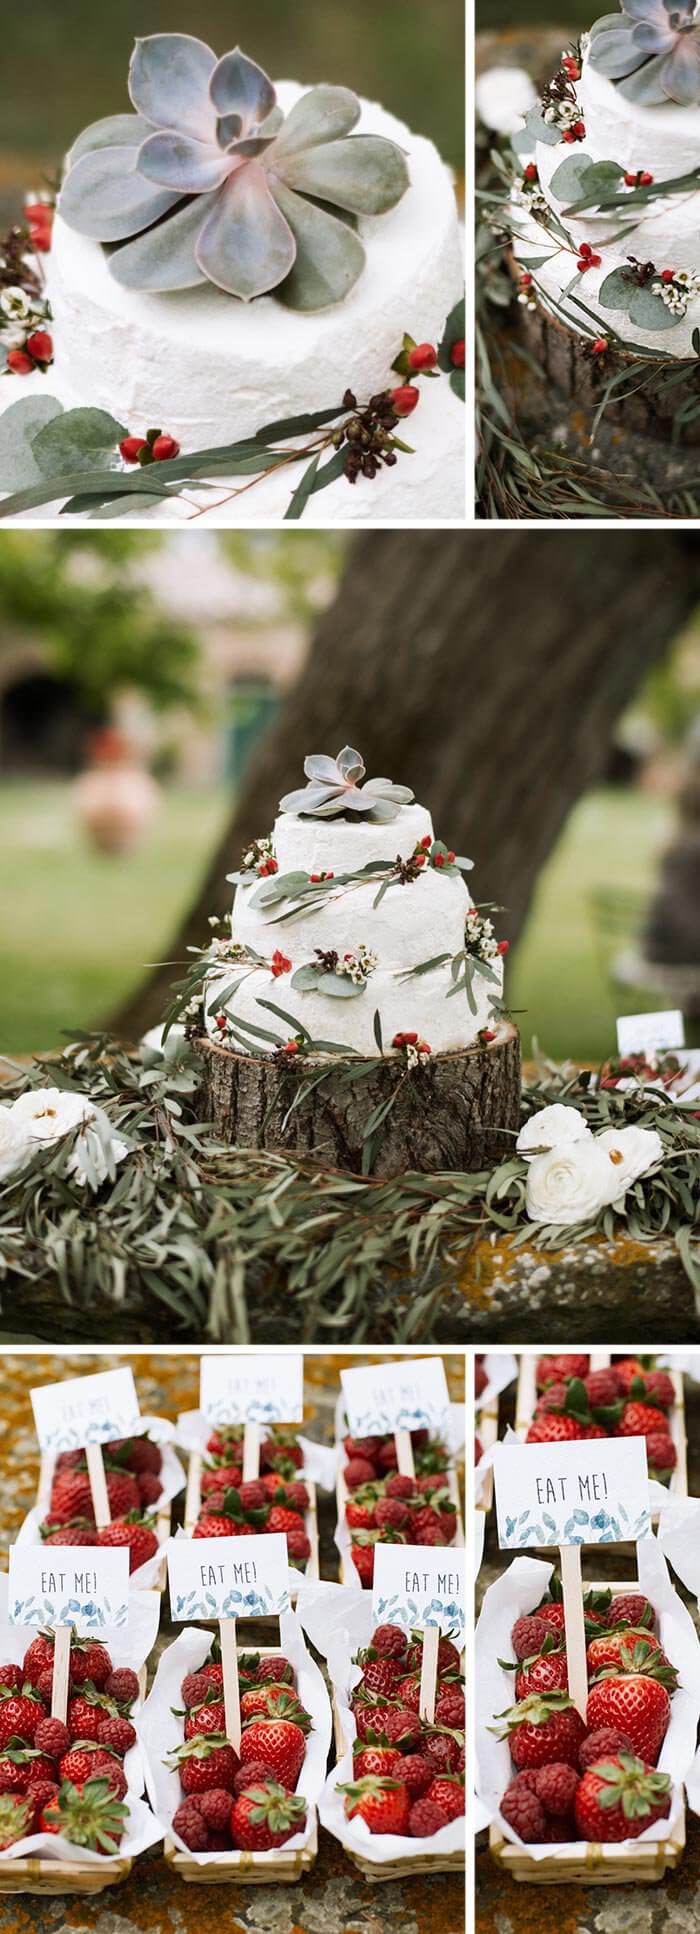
[[204, 955, 501, 1057], [233, 864, 471, 970]]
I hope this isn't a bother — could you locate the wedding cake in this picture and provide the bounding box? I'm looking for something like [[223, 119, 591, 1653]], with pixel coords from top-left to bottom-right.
[[201, 747, 506, 1060], [510, 3, 700, 358], [0, 33, 465, 521]]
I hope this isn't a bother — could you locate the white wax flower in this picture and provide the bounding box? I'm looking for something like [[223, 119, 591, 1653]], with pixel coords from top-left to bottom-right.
[[525, 1140, 619, 1227], [596, 1126, 663, 1197], [517, 1103, 591, 1160], [0, 1105, 32, 1182], [67, 1105, 129, 1190]]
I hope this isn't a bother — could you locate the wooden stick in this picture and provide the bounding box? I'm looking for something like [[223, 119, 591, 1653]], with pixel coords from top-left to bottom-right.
[[219, 1617, 241, 1754], [85, 1443, 110, 1529], [560, 1543, 588, 1719], [51, 1626, 71, 1724], [418, 1623, 440, 1724], [395, 1429, 415, 1478], [242, 1422, 261, 1483]]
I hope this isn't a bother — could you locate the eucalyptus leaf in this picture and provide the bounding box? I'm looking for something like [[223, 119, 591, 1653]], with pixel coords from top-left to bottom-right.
[[0, 395, 64, 491], [31, 408, 127, 479]]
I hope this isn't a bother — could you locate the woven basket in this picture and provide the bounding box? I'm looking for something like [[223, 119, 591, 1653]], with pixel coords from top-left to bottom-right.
[[0, 1665, 149, 1896], [331, 1673, 465, 1878]]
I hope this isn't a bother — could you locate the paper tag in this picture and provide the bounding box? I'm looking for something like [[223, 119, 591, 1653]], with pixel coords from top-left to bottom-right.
[[200, 1354, 303, 1426], [167, 1532, 290, 1621], [9, 1544, 130, 1632], [341, 1356, 450, 1437], [616, 1010, 685, 1055], [31, 1367, 140, 1452], [494, 1438, 651, 1548], [372, 1541, 465, 1639]]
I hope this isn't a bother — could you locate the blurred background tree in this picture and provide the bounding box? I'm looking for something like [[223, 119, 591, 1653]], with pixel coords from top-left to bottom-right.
[[0, 1, 463, 225], [1, 530, 698, 1060]]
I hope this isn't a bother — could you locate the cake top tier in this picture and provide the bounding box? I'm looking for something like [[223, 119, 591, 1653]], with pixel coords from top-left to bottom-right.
[[273, 800, 435, 876], [588, 2, 700, 106], [58, 34, 410, 311]]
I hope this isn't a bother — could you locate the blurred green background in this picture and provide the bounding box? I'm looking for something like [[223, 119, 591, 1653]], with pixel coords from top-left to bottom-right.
[[0, 1, 464, 223], [477, 4, 590, 24], [0, 529, 697, 1065]]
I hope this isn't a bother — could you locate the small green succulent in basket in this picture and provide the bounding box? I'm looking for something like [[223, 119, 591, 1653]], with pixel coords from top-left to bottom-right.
[[58, 34, 410, 310], [589, 1, 700, 105]]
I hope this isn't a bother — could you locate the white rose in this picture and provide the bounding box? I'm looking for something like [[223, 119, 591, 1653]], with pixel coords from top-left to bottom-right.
[[517, 1104, 591, 1161], [67, 1105, 129, 1190], [596, 1126, 663, 1198], [525, 1140, 618, 1227], [475, 65, 537, 135], [0, 1105, 32, 1182], [10, 1087, 93, 1144]]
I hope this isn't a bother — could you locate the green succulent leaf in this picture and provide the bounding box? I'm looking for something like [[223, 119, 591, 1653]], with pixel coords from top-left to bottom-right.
[[195, 161, 296, 298], [270, 85, 361, 158], [128, 34, 219, 140], [272, 181, 366, 310], [278, 135, 409, 215], [59, 145, 181, 242], [69, 113, 152, 166], [109, 195, 211, 290]]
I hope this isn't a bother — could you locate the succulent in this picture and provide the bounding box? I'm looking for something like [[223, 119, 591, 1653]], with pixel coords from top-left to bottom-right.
[[589, 2, 700, 104], [279, 747, 415, 821], [58, 35, 410, 309]]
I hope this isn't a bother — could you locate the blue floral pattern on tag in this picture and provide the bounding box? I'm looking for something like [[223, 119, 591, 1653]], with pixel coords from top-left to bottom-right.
[[374, 1591, 465, 1636], [40, 1414, 141, 1452], [501, 1503, 652, 1548], [173, 1582, 289, 1620], [11, 1595, 128, 1629], [348, 1401, 450, 1436], [203, 1397, 294, 1426]]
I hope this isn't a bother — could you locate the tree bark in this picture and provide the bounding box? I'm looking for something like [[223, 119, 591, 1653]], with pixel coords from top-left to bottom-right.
[[111, 530, 700, 1041], [516, 291, 700, 445], [193, 1021, 521, 1180], [644, 724, 700, 1016]]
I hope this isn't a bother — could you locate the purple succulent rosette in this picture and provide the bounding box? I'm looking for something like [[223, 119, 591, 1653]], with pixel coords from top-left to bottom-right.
[[58, 34, 410, 309], [589, 1, 700, 105], [279, 746, 415, 821]]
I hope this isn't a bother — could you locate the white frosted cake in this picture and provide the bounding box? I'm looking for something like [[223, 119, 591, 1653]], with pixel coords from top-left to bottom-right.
[[201, 748, 505, 1060], [511, 5, 700, 356], [0, 34, 465, 521]]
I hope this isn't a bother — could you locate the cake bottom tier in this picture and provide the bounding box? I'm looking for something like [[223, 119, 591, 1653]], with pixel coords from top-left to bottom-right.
[[194, 1018, 521, 1179], [203, 958, 499, 1057]]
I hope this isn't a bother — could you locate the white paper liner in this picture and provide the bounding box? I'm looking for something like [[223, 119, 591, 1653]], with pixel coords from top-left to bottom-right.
[[658, 1355, 700, 1382], [657, 1497, 700, 1596], [176, 1411, 337, 1490], [28, 1416, 186, 1590], [0, 1575, 162, 1860], [140, 1609, 332, 1867], [475, 1541, 700, 1860], [476, 1356, 518, 1414], [298, 1580, 465, 1863]]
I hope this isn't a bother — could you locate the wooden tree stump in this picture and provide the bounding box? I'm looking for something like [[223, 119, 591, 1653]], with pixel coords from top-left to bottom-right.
[[515, 286, 700, 446], [194, 1020, 521, 1180]]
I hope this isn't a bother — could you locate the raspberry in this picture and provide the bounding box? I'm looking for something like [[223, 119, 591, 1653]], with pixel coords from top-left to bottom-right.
[[408, 1797, 449, 1836], [232, 1759, 278, 1797], [535, 1762, 580, 1818], [500, 1778, 546, 1842], [399, 1754, 434, 1796], [96, 1717, 136, 1754], [239, 1481, 267, 1511], [181, 1672, 212, 1710], [370, 1625, 408, 1660], [344, 1458, 377, 1488], [435, 1690, 465, 1727], [104, 1669, 140, 1707], [196, 1786, 234, 1831], [578, 1727, 633, 1771], [385, 1475, 417, 1500], [172, 1798, 210, 1851], [34, 1718, 69, 1758], [374, 1498, 408, 1530]]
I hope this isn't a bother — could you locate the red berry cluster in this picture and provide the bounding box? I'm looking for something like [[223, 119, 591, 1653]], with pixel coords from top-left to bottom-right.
[[170, 1648, 309, 1852], [576, 241, 601, 275], [497, 1584, 673, 1844], [527, 1355, 678, 1482], [7, 329, 53, 377], [39, 1436, 163, 1573], [119, 428, 180, 465], [192, 1429, 311, 1571], [0, 1636, 139, 1852], [338, 1621, 464, 1837], [342, 1432, 457, 1586], [624, 170, 653, 188]]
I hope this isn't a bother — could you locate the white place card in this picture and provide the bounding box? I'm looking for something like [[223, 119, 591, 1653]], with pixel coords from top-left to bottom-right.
[[9, 1545, 130, 1632], [616, 1009, 685, 1055], [31, 1367, 140, 1452], [372, 1542, 465, 1640], [167, 1532, 290, 1622], [200, 1354, 303, 1426], [494, 1438, 651, 1549], [341, 1356, 450, 1437]]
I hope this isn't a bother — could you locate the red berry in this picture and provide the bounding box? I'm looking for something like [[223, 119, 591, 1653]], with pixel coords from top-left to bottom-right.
[[496, 939, 509, 955], [523, 164, 538, 183], [661, 269, 675, 283], [120, 437, 148, 463], [25, 330, 52, 364], [407, 342, 437, 371], [390, 385, 420, 418], [624, 173, 637, 187], [450, 338, 465, 368], [408, 1796, 448, 1836], [150, 434, 180, 461], [641, 172, 653, 186], [592, 338, 608, 354], [6, 350, 34, 376]]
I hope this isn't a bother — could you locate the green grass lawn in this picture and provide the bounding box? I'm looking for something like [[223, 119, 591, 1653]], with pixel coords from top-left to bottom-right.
[[0, 781, 674, 1061]]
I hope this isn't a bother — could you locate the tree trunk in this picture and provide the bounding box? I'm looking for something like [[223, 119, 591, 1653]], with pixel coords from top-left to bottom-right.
[[644, 723, 700, 1019], [516, 290, 700, 445], [111, 530, 700, 1041], [194, 1020, 521, 1180]]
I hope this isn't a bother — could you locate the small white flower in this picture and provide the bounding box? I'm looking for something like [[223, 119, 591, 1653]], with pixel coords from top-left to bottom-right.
[[596, 1125, 663, 1197], [141, 1023, 186, 1057], [0, 1105, 32, 1182], [10, 1087, 93, 1144], [0, 286, 30, 320], [67, 1106, 129, 1190], [517, 1103, 591, 1160], [525, 1139, 618, 1226]]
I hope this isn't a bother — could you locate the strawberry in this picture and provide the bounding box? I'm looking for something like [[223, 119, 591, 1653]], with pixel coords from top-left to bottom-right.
[[352, 1746, 403, 1779], [586, 1630, 668, 1681], [586, 1673, 671, 1762], [370, 1625, 409, 1660], [95, 1717, 136, 1754], [67, 1689, 120, 1742], [104, 1668, 140, 1706], [574, 1752, 671, 1841], [406, 1634, 461, 1676], [346, 1496, 377, 1531], [424, 1774, 464, 1822], [0, 1748, 54, 1792], [359, 1658, 404, 1699], [97, 1519, 158, 1572], [260, 1434, 303, 1473], [108, 1434, 162, 1474], [646, 1434, 677, 1480], [536, 1355, 589, 1389], [50, 1470, 139, 1521], [185, 1699, 226, 1740], [344, 1435, 383, 1459], [39, 1775, 127, 1849], [59, 1744, 117, 1786], [526, 1416, 584, 1444], [201, 1465, 242, 1495], [22, 1635, 56, 1687], [351, 1540, 376, 1587], [239, 1689, 309, 1730], [494, 1693, 586, 1770], [169, 1735, 240, 1794], [535, 1605, 566, 1636], [515, 1648, 568, 1701], [231, 1779, 307, 1849], [0, 1792, 34, 1848], [266, 1505, 303, 1536], [616, 1402, 669, 1440], [41, 1525, 96, 1548], [287, 1526, 311, 1566], [193, 1514, 239, 1539], [0, 1690, 44, 1746], [340, 1774, 410, 1835], [67, 1640, 113, 1689], [138, 1472, 163, 1507], [239, 1717, 306, 1787]]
